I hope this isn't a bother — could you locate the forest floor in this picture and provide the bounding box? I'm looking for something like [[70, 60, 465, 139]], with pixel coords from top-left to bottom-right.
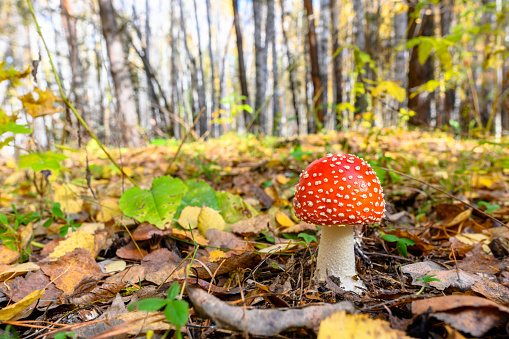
[[1, 128, 509, 338]]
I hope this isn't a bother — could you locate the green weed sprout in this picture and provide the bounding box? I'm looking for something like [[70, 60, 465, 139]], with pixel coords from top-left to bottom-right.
[[415, 274, 441, 295], [381, 234, 416, 257]]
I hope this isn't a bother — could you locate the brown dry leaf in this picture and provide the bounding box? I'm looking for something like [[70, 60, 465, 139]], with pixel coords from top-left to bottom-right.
[[53, 183, 83, 213], [318, 311, 409, 339], [105, 265, 146, 285], [197, 206, 226, 237], [116, 241, 148, 261], [188, 287, 355, 336], [264, 185, 279, 201], [429, 269, 480, 291], [0, 245, 20, 264], [96, 198, 121, 222], [275, 211, 295, 228], [177, 206, 201, 229], [116, 312, 169, 334], [48, 231, 95, 259], [141, 248, 185, 285], [455, 233, 491, 254], [192, 250, 261, 279], [19, 223, 33, 249], [132, 223, 172, 241], [171, 228, 209, 246], [282, 222, 317, 233], [0, 270, 62, 308], [230, 214, 270, 236], [0, 289, 45, 321], [458, 244, 500, 274], [472, 279, 509, 306], [0, 262, 40, 282], [412, 295, 509, 337], [40, 248, 103, 296], [207, 229, 250, 250], [79, 222, 105, 234], [67, 281, 126, 306]]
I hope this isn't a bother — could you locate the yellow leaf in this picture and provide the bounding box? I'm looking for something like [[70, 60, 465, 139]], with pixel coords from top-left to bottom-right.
[[18, 88, 63, 118], [0, 262, 40, 282], [371, 81, 406, 102], [197, 206, 226, 237], [177, 206, 201, 229], [209, 249, 227, 262], [445, 209, 472, 227], [0, 245, 20, 264], [19, 223, 33, 249], [48, 231, 95, 258], [470, 173, 498, 189], [455, 233, 492, 254], [276, 175, 289, 185], [53, 183, 83, 214], [276, 211, 295, 228], [104, 260, 127, 273], [0, 289, 45, 321], [96, 198, 122, 222], [318, 311, 410, 339]]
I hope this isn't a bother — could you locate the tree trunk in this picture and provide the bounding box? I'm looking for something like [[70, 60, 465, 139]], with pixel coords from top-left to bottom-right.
[[266, 0, 279, 135], [178, 0, 200, 132], [319, 0, 330, 128], [253, 0, 269, 134], [170, 0, 181, 139], [232, 0, 249, 131], [353, 0, 367, 115], [407, 3, 434, 126], [394, 4, 408, 123], [193, 0, 208, 137], [60, 0, 88, 127], [330, 0, 342, 129], [304, 0, 324, 131], [440, 0, 455, 127], [280, 0, 300, 131], [98, 0, 141, 147], [205, 0, 218, 136]]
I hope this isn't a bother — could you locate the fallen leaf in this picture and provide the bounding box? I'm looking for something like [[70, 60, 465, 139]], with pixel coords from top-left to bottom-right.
[[197, 206, 226, 237], [40, 248, 103, 296], [318, 311, 409, 339], [207, 229, 250, 250], [0, 289, 45, 321], [96, 198, 122, 222], [455, 233, 491, 254], [0, 262, 40, 282], [104, 260, 127, 274], [412, 295, 509, 337], [48, 231, 95, 258], [282, 222, 317, 233], [471, 279, 509, 306], [0, 245, 20, 264], [177, 206, 201, 229], [230, 214, 270, 236], [275, 211, 295, 228], [0, 270, 62, 308], [116, 241, 148, 261], [192, 250, 261, 279], [53, 183, 83, 214], [188, 287, 355, 336], [445, 209, 472, 227]]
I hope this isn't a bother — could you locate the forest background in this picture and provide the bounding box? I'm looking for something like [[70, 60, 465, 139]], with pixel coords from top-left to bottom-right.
[[1, 0, 508, 150]]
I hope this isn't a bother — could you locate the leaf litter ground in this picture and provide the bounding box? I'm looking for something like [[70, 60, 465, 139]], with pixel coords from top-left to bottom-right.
[[0, 129, 509, 338]]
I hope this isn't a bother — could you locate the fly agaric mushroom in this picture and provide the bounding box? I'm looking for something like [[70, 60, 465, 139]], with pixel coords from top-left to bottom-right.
[[293, 154, 385, 293]]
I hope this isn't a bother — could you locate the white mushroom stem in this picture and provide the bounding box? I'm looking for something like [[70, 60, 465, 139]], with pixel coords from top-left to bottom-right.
[[315, 225, 365, 293]]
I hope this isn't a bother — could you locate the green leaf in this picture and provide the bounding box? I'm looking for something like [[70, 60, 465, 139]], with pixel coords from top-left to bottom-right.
[[166, 282, 180, 300], [164, 300, 189, 327], [52, 203, 64, 219], [381, 234, 399, 243], [398, 238, 416, 246], [0, 123, 31, 134], [216, 191, 258, 224], [418, 39, 433, 65], [298, 233, 317, 244], [478, 201, 501, 214], [18, 151, 68, 173], [176, 179, 220, 217], [396, 241, 409, 257], [0, 214, 8, 226], [119, 176, 187, 229], [129, 298, 168, 312], [43, 218, 54, 228]]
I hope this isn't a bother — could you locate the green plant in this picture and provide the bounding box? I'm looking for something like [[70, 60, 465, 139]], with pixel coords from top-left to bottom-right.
[[46, 202, 82, 236], [415, 274, 441, 295], [381, 234, 416, 258], [478, 201, 500, 214], [128, 282, 189, 339], [0, 206, 41, 257], [54, 332, 75, 339]]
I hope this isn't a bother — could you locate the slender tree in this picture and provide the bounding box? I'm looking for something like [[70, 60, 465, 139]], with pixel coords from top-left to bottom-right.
[[352, 0, 367, 115], [304, 0, 324, 130], [253, 0, 269, 133], [330, 0, 342, 128], [193, 0, 208, 136], [232, 0, 250, 130], [98, 0, 141, 147], [393, 2, 408, 120], [319, 0, 330, 128], [440, 0, 455, 127], [407, 4, 434, 126], [267, 0, 279, 135], [205, 0, 218, 135]]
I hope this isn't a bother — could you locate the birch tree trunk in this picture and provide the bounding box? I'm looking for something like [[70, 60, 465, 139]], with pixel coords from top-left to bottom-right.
[[330, 0, 342, 129], [205, 0, 218, 136], [98, 0, 141, 147], [440, 0, 455, 127], [353, 0, 367, 116], [170, 1, 181, 139], [393, 3, 408, 124], [232, 0, 249, 132], [319, 0, 330, 129], [193, 0, 208, 137], [304, 0, 324, 131], [253, 0, 269, 134], [267, 0, 279, 135]]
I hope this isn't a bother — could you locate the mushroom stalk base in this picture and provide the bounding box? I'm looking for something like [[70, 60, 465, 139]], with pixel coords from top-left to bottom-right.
[[315, 225, 365, 293]]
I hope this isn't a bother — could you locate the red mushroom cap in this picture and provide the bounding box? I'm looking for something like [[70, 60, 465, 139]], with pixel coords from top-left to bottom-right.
[[293, 154, 385, 226]]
